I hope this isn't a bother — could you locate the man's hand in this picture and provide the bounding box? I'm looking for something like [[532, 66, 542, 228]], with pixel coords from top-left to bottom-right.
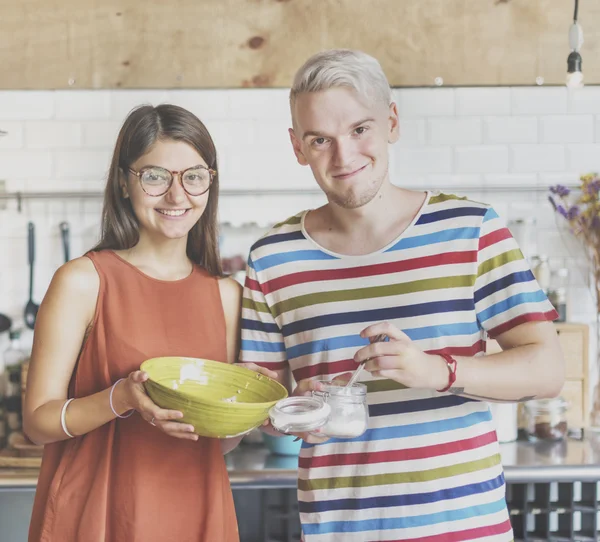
[[288, 378, 330, 443], [355, 322, 448, 390]]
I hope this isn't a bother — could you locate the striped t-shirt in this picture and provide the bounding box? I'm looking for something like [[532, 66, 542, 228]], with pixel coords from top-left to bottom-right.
[[240, 192, 558, 541]]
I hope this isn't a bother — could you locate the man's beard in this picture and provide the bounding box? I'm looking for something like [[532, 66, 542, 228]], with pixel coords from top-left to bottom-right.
[[326, 165, 387, 210]]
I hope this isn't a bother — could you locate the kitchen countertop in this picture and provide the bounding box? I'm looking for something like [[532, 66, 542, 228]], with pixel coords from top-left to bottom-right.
[[1, 434, 600, 491]]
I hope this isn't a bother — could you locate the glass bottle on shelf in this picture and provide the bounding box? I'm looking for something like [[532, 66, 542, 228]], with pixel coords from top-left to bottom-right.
[[547, 268, 569, 323]]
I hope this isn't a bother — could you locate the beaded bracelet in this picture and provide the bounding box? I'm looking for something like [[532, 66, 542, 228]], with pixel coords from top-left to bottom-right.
[[109, 378, 134, 419], [60, 398, 75, 438]]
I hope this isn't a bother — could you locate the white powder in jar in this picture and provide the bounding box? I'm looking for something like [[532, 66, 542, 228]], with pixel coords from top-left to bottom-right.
[[323, 417, 367, 438]]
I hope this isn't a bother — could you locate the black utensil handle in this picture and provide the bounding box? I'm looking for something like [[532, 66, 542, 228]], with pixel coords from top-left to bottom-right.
[[60, 221, 70, 262], [28, 222, 35, 299]]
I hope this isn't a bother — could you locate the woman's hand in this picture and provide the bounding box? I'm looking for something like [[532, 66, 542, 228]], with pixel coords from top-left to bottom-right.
[[117, 371, 199, 441]]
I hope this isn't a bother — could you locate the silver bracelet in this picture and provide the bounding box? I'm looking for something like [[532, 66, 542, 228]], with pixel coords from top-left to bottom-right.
[[60, 398, 75, 438], [109, 378, 134, 419]]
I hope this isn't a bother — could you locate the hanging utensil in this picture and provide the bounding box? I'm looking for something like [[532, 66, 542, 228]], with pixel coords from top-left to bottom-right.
[[24, 222, 39, 330], [345, 333, 387, 389], [0, 313, 11, 334], [60, 221, 70, 263]]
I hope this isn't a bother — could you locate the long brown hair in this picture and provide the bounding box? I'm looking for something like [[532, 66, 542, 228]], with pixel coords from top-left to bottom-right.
[[92, 104, 223, 276]]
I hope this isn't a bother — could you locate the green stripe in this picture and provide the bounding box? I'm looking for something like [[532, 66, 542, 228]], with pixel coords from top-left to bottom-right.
[[272, 275, 476, 317], [242, 296, 271, 314], [478, 249, 523, 277], [365, 379, 407, 393], [429, 193, 468, 204], [299, 453, 502, 492], [273, 214, 302, 228]]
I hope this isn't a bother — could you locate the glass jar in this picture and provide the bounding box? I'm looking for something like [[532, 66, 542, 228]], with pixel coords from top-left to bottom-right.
[[523, 397, 569, 441], [312, 380, 369, 439], [268, 380, 369, 439]]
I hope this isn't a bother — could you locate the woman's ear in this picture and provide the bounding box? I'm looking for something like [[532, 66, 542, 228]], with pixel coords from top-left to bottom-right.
[[119, 168, 130, 199]]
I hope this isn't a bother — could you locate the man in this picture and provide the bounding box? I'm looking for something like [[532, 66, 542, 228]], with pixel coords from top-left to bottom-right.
[[240, 49, 564, 541]]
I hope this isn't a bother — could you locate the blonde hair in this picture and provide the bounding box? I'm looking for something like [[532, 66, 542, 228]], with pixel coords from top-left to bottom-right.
[[290, 49, 392, 110]]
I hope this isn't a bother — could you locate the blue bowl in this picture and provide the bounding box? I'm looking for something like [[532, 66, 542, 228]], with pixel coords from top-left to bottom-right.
[[263, 434, 302, 456]]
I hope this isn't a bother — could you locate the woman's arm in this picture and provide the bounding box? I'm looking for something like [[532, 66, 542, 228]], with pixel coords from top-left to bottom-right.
[[23, 257, 194, 445]]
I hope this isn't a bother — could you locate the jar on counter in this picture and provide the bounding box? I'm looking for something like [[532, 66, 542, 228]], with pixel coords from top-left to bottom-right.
[[268, 380, 369, 439], [523, 397, 569, 441]]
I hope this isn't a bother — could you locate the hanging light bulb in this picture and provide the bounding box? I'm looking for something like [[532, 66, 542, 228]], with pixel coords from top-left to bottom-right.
[[566, 0, 584, 88]]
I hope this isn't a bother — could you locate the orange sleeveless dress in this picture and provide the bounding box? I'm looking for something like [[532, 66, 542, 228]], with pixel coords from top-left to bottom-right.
[[29, 250, 239, 542]]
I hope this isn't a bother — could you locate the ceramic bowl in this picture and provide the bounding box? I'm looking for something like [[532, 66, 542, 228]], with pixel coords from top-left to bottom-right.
[[140, 357, 288, 438]]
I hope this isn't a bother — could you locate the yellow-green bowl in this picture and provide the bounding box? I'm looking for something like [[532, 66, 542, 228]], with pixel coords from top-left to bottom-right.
[[140, 357, 288, 438]]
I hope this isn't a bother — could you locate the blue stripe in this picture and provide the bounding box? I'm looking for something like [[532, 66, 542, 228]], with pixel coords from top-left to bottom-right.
[[417, 206, 487, 225], [253, 250, 337, 272], [483, 207, 498, 222], [302, 496, 507, 534], [299, 473, 505, 514], [477, 290, 547, 323], [240, 339, 286, 353], [474, 270, 535, 304], [287, 334, 368, 360], [387, 227, 480, 252], [369, 394, 475, 417], [241, 318, 280, 334], [281, 299, 475, 337], [403, 321, 481, 341], [251, 230, 305, 251], [305, 410, 492, 447]]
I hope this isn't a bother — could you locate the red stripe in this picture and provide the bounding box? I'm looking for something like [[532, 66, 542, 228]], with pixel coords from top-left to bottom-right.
[[292, 340, 486, 382], [261, 251, 477, 294], [377, 518, 512, 542], [488, 310, 558, 338], [479, 227, 512, 251], [244, 276, 261, 291], [300, 431, 497, 469]]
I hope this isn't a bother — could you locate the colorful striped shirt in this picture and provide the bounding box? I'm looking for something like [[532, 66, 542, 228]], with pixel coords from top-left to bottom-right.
[[240, 192, 558, 541]]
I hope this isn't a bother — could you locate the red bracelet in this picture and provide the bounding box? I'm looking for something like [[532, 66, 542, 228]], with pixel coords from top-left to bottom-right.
[[436, 353, 458, 392]]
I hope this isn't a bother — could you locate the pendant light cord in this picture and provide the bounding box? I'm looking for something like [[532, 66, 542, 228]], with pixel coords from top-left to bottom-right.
[[573, 0, 579, 22]]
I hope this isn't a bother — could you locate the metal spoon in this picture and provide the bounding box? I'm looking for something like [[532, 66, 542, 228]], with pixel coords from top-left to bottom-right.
[[24, 222, 39, 330], [60, 221, 70, 263], [345, 333, 387, 389]]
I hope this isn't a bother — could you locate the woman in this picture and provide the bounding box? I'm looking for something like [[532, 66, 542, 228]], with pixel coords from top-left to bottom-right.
[[24, 104, 269, 542]]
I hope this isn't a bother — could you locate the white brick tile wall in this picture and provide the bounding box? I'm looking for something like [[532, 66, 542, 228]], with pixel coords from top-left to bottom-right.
[[0, 151, 53, 179], [54, 150, 112, 179], [484, 117, 538, 144], [568, 87, 600, 114], [82, 121, 121, 148], [512, 145, 566, 172], [455, 88, 511, 116], [567, 144, 600, 171], [25, 121, 83, 149], [511, 88, 568, 115], [396, 88, 454, 117], [540, 116, 595, 144], [398, 119, 427, 146], [168, 90, 230, 120], [395, 147, 453, 173], [455, 146, 509, 173], [55, 91, 111, 119], [0, 122, 24, 149], [483, 174, 538, 188], [0, 91, 54, 119], [111, 91, 171, 120], [427, 118, 482, 145]]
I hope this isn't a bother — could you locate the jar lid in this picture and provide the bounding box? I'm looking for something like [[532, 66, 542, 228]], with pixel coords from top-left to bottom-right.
[[524, 397, 569, 413], [315, 379, 367, 397], [269, 396, 331, 433]]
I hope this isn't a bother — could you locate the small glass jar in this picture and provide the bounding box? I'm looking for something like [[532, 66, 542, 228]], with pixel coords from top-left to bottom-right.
[[312, 380, 369, 439], [268, 380, 369, 439], [524, 397, 569, 441]]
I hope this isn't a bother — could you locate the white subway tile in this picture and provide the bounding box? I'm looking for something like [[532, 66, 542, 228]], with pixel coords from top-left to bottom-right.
[[395, 147, 453, 173], [455, 146, 509, 174], [397, 119, 426, 146], [25, 121, 83, 149], [511, 88, 568, 115], [55, 91, 111, 120], [484, 117, 538, 144], [484, 174, 538, 188], [0, 91, 54, 119], [567, 145, 600, 172], [540, 172, 585, 187], [456, 88, 511, 116], [568, 87, 600, 114], [427, 118, 482, 145], [540, 116, 594, 144], [54, 150, 112, 179], [0, 122, 24, 149], [82, 121, 122, 148], [110, 90, 170, 121], [427, 174, 482, 189], [168, 90, 230, 120], [396, 89, 454, 117], [228, 89, 291, 121], [536, 229, 579, 259], [596, 116, 600, 143], [512, 145, 565, 172], [0, 151, 52, 179]]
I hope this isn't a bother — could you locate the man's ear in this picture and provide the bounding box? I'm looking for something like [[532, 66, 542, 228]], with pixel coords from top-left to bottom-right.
[[289, 128, 309, 166], [388, 102, 400, 144]]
